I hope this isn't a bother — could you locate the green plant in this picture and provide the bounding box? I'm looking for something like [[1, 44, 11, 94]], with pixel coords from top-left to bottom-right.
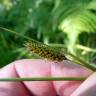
[[0, 0, 96, 67], [0, 0, 96, 82], [0, 26, 96, 82]]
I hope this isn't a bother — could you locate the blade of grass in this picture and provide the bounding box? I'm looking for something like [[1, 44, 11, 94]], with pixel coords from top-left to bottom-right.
[[0, 77, 85, 81], [0, 26, 41, 44]]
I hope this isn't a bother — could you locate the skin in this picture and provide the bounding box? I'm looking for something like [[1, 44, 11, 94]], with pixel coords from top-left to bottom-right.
[[0, 59, 95, 96]]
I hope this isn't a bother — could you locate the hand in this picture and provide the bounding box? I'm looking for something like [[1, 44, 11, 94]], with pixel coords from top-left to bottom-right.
[[0, 59, 93, 96]]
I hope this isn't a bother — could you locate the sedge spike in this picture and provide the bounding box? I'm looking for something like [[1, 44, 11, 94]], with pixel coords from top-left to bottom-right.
[[0, 26, 67, 61], [24, 41, 67, 61]]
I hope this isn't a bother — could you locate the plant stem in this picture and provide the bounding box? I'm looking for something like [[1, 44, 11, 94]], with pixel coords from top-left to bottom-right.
[[0, 77, 85, 81], [76, 44, 96, 52], [0, 27, 39, 43], [68, 53, 96, 71]]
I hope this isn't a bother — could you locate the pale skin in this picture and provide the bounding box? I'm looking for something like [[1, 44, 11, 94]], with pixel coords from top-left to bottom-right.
[[0, 59, 95, 96]]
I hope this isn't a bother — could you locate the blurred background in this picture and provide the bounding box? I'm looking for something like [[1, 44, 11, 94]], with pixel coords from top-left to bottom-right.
[[0, 0, 96, 67]]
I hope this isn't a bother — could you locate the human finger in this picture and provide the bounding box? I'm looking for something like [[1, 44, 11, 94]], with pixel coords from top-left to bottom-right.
[[71, 71, 96, 96], [0, 63, 28, 96], [51, 60, 93, 96], [14, 59, 56, 96]]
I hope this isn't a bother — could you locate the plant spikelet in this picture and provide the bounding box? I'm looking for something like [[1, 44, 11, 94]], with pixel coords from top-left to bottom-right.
[[25, 41, 67, 61]]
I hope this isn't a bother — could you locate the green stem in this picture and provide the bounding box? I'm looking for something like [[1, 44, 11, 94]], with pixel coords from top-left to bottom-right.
[[0, 26, 40, 44], [0, 77, 85, 81], [68, 53, 96, 71], [76, 44, 96, 52]]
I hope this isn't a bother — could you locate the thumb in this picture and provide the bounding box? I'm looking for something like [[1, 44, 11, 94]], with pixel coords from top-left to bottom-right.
[[71, 72, 96, 96]]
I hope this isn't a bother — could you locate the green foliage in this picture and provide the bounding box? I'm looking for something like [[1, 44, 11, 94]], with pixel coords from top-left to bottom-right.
[[0, 0, 96, 67]]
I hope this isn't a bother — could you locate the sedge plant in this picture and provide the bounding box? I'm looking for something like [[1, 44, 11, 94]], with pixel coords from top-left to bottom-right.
[[0, 27, 96, 81]]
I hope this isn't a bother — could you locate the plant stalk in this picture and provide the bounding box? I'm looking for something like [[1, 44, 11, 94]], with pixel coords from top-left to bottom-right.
[[0, 77, 86, 81], [68, 53, 96, 71]]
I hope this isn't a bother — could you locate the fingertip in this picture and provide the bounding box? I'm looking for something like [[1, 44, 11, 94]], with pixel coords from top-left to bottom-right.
[[71, 72, 96, 96], [14, 59, 56, 96], [0, 63, 16, 77], [0, 61, 29, 96], [14, 59, 51, 77], [51, 60, 93, 96]]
